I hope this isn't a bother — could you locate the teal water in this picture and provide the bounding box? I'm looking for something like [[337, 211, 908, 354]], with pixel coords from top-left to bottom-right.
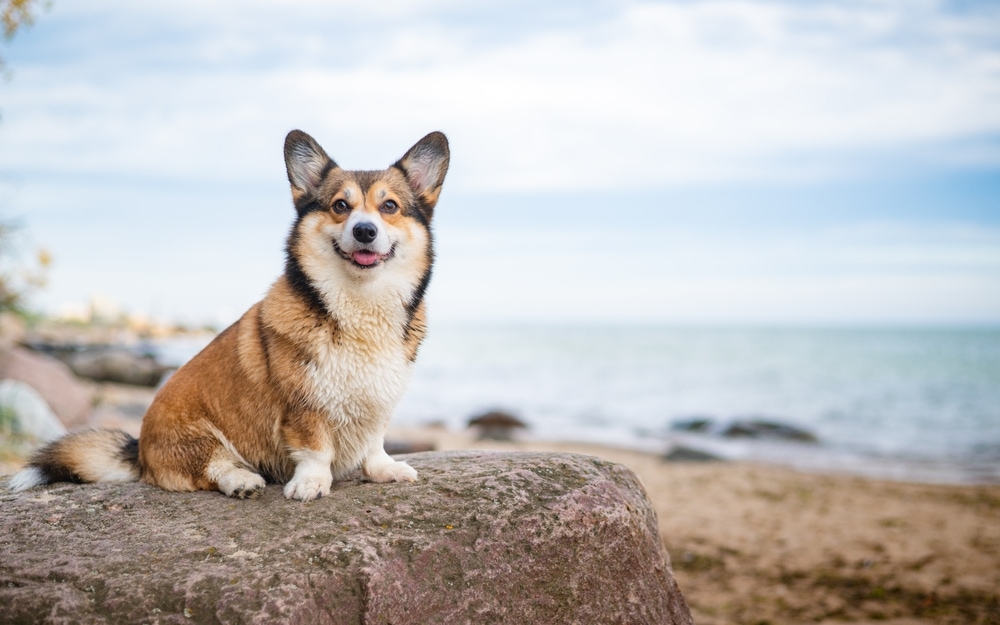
[[395, 325, 1000, 483]]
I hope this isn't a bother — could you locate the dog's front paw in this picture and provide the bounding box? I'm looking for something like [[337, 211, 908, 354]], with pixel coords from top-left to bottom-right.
[[368, 461, 418, 483], [283, 473, 332, 501]]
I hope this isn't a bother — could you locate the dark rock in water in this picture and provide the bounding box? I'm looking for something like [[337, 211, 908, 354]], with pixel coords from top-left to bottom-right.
[[65, 347, 168, 387], [0, 451, 693, 625], [383, 439, 435, 455], [468, 410, 528, 441], [662, 445, 725, 463], [670, 417, 714, 433], [720, 418, 819, 443], [0, 345, 93, 428], [720, 421, 758, 438], [468, 410, 526, 428], [670, 416, 819, 444]]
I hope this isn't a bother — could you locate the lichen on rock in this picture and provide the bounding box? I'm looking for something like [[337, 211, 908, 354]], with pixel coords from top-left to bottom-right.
[[0, 450, 692, 625]]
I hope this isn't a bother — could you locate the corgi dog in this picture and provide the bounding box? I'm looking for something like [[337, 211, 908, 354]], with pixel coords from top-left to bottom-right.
[[9, 129, 449, 501]]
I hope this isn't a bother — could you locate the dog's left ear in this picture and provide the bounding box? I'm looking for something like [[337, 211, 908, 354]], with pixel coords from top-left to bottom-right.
[[395, 132, 450, 215]]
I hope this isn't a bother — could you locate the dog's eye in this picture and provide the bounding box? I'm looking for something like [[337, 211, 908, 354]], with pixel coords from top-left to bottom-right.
[[381, 200, 399, 214], [332, 199, 350, 214]]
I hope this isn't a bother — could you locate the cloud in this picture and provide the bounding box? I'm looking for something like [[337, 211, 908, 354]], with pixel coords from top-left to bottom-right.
[[3, 0, 998, 324], [2, 0, 998, 192]]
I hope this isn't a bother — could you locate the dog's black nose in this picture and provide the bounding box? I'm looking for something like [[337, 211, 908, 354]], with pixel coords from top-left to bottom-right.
[[353, 222, 378, 244]]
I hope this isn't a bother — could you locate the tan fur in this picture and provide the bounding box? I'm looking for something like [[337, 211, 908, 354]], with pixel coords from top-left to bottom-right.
[[11, 130, 449, 501]]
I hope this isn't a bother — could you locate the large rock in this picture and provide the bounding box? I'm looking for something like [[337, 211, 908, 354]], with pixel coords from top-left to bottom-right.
[[467, 409, 528, 441], [0, 379, 68, 443], [0, 451, 692, 625], [0, 345, 93, 428], [65, 347, 168, 387]]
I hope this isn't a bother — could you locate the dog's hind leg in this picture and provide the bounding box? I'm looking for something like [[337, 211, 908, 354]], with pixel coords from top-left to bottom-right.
[[140, 417, 264, 498], [206, 450, 266, 499], [202, 425, 266, 498]]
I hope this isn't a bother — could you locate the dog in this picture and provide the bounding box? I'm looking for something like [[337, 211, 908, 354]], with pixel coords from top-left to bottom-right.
[[9, 129, 449, 501]]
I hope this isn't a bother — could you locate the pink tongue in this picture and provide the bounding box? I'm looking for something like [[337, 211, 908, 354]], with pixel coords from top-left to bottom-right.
[[352, 251, 380, 266]]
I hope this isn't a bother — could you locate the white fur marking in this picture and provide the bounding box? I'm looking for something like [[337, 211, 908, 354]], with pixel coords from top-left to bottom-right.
[[205, 422, 253, 469], [203, 426, 264, 496], [364, 447, 418, 483], [341, 210, 393, 255], [207, 458, 266, 498], [284, 449, 334, 501], [8, 466, 45, 492], [291, 209, 428, 482], [80, 450, 141, 483], [92, 464, 140, 483], [306, 334, 413, 478]]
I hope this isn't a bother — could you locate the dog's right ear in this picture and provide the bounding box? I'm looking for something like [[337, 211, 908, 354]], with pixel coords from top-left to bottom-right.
[[284, 130, 335, 197]]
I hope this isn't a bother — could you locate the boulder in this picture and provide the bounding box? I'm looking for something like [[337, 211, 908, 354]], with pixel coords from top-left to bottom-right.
[[0, 345, 93, 428], [382, 440, 435, 455], [65, 347, 168, 387], [0, 312, 27, 345], [669, 417, 713, 433], [721, 418, 819, 443], [0, 451, 692, 625], [670, 416, 819, 444], [467, 410, 528, 441], [0, 379, 67, 443], [662, 445, 724, 463]]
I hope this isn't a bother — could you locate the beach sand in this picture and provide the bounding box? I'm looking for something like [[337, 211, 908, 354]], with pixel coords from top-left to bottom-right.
[[390, 425, 1000, 625], [3, 385, 998, 624]]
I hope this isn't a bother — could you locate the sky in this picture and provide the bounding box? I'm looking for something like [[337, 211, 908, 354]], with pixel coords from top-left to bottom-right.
[[0, 0, 998, 327]]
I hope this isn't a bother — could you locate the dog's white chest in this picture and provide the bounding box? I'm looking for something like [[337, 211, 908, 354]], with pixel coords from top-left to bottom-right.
[[307, 336, 412, 426]]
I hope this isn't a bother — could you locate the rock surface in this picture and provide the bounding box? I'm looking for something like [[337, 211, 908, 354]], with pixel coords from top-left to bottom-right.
[[0, 451, 692, 625], [0, 345, 93, 428]]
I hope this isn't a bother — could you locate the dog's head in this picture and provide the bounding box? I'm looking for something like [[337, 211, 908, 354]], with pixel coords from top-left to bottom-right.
[[282, 130, 449, 309]]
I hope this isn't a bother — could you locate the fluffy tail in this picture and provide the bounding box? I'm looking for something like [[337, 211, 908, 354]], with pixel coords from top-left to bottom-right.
[[8, 429, 140, 492]]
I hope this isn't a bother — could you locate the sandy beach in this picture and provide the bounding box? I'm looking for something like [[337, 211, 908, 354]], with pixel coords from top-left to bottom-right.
[[3, 383, 998, 625], [391, 426, 1000, 625]]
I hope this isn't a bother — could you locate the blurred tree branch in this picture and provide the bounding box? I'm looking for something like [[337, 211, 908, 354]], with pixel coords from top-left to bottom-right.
[[1, 0, 49, 70], [2, 0, 44, 38], [0, 1, 52, 316]]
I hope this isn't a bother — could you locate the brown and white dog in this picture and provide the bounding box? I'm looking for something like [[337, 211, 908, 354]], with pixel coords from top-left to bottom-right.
[[9, 130, 449, 501]]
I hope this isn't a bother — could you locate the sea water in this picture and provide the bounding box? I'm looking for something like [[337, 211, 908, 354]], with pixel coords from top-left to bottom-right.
[[154, 325, 1000, 484], [392, 325, 1000, 484]]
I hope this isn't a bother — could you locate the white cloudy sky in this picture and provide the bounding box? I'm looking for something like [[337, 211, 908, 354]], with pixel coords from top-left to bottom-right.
[[1, 0, 998, 325]]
